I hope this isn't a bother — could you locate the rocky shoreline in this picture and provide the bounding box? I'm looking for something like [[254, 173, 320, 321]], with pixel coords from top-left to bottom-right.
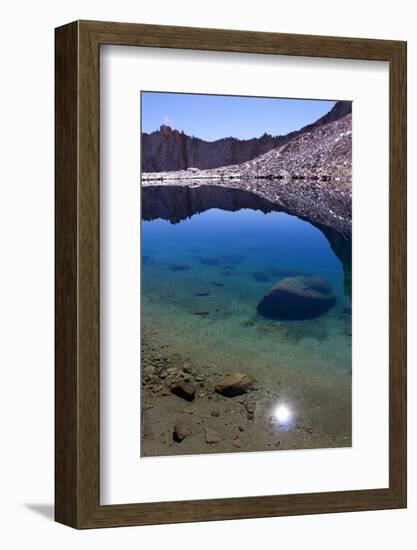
[[141, 324, 351, 457]]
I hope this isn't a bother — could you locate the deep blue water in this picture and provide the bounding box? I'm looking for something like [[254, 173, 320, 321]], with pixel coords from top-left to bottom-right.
[[142, 208, 345, 303], [141, 202, 351, 372]]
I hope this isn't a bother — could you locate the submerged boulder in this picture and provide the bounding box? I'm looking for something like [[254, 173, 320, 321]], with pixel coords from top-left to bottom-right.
[[215, 373, 255, 397], [257, 276, 336, 320]]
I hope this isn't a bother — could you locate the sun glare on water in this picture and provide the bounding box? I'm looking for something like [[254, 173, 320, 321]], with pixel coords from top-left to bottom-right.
[[273, 404, 292, 425]]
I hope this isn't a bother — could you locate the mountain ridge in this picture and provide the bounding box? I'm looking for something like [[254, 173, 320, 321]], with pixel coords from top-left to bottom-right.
[[141, 100, 352, 173], [142, 111, 352, 237]]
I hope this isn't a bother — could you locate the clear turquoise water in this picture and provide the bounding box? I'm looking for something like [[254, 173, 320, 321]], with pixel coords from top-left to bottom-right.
[[141, 201, 352, 443], [141, 205, 351, 372]]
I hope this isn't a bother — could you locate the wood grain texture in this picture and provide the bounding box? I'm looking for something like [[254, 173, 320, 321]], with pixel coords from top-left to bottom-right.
[[388, 41, 407, 504], [55, 21, 79, 527], [55, 20, 407, 529]]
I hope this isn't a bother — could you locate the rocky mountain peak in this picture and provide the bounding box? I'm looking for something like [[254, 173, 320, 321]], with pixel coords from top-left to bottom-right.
[[159, 124, 176, 135], [142, 101, 351, 173]]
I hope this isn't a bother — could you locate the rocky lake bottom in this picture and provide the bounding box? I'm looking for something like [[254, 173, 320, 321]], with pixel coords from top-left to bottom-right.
[[140, 204, 352, 457]]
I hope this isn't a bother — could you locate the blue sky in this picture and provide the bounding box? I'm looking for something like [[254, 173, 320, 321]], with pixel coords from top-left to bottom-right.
[[141, 92, 335, 141]]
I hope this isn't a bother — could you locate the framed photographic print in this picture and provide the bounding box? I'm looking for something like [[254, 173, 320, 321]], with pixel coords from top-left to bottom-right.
[[55, 20, 407, 528]]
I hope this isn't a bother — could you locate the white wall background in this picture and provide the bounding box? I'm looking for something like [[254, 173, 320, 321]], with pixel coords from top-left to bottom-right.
[[0, 0, 414, 547]]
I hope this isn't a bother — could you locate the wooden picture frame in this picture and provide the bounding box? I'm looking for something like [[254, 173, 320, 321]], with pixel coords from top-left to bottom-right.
[[55, 20, 407, 528]]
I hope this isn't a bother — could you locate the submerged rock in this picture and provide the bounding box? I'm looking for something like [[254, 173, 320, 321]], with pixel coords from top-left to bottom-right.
[[215, 373, 256, 397], [169, 262, 191, 272], [173, 421, 191, 442], [257, 275, 336, 320], [205, 427, 221, 443], [143, 365, 156, 380], [170, 381, 196, 401], [195, 289, 210, 297], [244, 402, 256, 420], [193, 311, 210, 317]]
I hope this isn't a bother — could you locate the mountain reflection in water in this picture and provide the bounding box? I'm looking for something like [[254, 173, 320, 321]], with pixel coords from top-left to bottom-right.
[[141, 182, 351, 298]]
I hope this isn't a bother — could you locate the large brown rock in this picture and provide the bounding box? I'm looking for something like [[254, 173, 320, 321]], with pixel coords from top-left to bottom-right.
[[257, 276, 336, 320], [170, 381, 196, 401], [215, 373, 255, 397]]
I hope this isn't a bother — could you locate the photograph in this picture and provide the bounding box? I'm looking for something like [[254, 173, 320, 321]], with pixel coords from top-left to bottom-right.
[[140, 91, 352, 457], [0, 0, 410, 538]]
